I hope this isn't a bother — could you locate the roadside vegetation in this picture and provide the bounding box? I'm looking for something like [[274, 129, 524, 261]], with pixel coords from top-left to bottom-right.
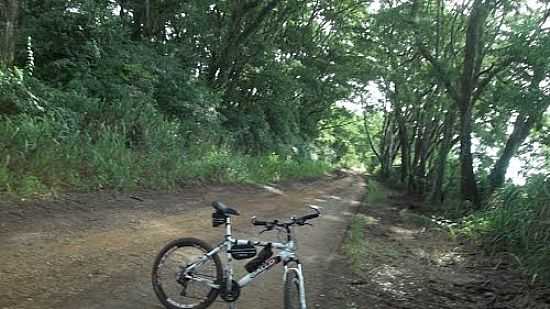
[[344, 180, 389, 273], [0, 1, 371, 197], [458, 176, 550, 283], [351, 1, 550, 285]]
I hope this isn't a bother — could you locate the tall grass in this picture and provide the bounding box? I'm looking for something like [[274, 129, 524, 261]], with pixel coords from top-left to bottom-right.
[[0, 113, 331, 197], [459, 175, 550, 283], [0, 67, 332, 198]]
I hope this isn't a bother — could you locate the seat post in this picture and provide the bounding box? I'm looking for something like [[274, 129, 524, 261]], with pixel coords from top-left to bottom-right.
[[225, 217, 232, 239]]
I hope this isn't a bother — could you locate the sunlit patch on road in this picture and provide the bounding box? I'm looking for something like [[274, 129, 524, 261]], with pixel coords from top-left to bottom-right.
[[371, 265, 408, 299], [261, 185, 286, 196], [322, 214, 346, 222]]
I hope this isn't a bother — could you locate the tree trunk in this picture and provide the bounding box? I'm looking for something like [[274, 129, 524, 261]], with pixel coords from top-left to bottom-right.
[[429, 109, 456, 204], [362, 99, 382, 167], [397, 113, 409, 184], [487, 114, 531, 192], [0, 0, 18, 67], [458, 104, 480, 206], [487, 64, 547, 193], [381, 116, 395, 179], [456, 0, 490, 208], [392, 84, 410, 185]]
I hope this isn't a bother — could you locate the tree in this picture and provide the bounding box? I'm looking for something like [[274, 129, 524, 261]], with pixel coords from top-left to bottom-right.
[[0, 0, 19, 67], [414, 0, 511, 206]]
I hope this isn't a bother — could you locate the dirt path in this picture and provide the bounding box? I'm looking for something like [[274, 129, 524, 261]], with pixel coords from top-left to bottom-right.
[[0, 174, 366, 309], [320, 181, 550, 309]]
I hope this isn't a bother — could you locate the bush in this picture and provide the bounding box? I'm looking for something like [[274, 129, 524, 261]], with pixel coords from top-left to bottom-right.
[[0, 65, 333, 197]]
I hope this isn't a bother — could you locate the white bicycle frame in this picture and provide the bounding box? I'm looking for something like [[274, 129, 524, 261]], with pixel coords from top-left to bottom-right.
[[183, 216, 307, 309]]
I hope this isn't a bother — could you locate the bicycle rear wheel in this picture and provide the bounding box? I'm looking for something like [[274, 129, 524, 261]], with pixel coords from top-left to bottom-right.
[[284, 262, 303, 309], [152, 238, 222, 309]]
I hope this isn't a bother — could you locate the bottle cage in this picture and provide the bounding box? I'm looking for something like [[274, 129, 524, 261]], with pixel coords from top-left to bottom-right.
[[245, 244, 273, 272]]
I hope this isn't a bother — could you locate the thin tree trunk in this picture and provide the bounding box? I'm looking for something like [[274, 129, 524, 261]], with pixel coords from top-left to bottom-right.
[[362, 100, 382, 165], [487, 65, 547, 193], [392, 84, 410, 185], [144, 0, 151, 37], [429, 109, 456, 205], [487, 114, 531, 192], [459, 104, 480, 206], [381, 117, 395, 179], [397, 113, 409, 184]]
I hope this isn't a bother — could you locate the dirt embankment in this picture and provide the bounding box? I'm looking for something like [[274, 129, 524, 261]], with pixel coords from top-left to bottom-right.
[[320, 181, 550, 309]]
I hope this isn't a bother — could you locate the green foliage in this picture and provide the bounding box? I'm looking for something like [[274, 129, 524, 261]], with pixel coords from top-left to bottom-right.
[[0, 105, 331, 195], [344, 214, 369, 273], [0, 0, 372, 199], [180, 152, 331, 184], [0, 164, 10, 191], [458, 175, 550, 283], [2, 0, 372, 197], [16, 175, 49, 198], [315, 108, 371, 167], [0, 68, 45, 115], [366, 180, 387, 206]]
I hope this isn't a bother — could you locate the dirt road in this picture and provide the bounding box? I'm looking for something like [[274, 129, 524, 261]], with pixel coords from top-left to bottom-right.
[[0, 175, 365, 309]]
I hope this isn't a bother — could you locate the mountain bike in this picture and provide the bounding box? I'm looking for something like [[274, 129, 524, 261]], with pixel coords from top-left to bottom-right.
[[152, 201, 321, 309]]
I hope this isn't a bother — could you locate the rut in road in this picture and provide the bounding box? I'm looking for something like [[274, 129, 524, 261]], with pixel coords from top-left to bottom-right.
[[0, 174, 366, 309]]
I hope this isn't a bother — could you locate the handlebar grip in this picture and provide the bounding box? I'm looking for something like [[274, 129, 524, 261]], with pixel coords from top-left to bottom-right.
[[300, 213, 320, 221], [252, 219, 269, 226]]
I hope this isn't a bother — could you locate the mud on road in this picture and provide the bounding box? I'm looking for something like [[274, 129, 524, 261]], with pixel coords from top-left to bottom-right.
[[0, 174, 366, 309]]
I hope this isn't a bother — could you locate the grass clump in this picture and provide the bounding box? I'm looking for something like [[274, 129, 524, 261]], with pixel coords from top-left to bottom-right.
[[457, 175, 550, 283], [366, 180, 388, 206], [344, 214, 369, 273]]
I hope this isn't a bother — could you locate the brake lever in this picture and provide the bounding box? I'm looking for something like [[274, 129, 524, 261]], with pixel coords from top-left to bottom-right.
[[295, 219, 313, 226], [260, 227, 275, 234]]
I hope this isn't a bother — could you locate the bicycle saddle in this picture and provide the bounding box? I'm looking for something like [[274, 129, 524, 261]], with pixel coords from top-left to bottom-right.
[[212, 201, 240, 216]]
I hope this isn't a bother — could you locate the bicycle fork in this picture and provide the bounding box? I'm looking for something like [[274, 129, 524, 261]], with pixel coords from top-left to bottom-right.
[[284, 263, 307, 309]]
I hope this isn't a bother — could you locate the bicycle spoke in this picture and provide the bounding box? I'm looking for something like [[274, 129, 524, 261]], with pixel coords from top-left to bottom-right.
[[153, 239, 221, 309]]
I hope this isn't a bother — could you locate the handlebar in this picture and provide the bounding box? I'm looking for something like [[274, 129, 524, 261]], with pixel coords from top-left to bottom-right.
[[251, 206, 321, 229], [251, 218, 271, 226], [300, 213, 320, 221]]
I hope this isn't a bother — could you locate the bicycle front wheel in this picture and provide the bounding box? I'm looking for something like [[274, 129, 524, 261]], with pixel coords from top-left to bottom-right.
[[284, 262, 303, 309], [152, 238, 222, 309]]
